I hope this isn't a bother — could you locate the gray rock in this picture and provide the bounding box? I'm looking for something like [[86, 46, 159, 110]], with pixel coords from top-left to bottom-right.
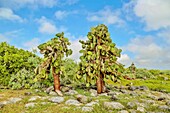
[[127, 102, 136, 108], [85, 101, 99, 107], [24, 92, 32, 96], [0, 103, 4, 108], [110, 95, 118, 101], [29, 96, 41, 101], [138, 86, 149, 90], [49, 97, 64, 103], [82, 106, 93, 112], [65, 90, 78, 96], [89, 89, 97, 97], [137, 107, 145, 112], [128, 86, 137, 91], [8, 97, 22, 104], [118, 110, 129, 113], [144, 100, 155, 104], [25, 102, 35, 108], [61, 86, 70, 92], [40, 102, 51, 105], [158, 97, 166, 101], [49, 91, 58, 96], [34, 89, 41, 93], [46, 86, 54, 94], [128, 109, 137, 113], [65, 99, 82, 106], [103, 102, 124, 110], [166, 101, 170, 106], [98, 93, 108, 96], [159, 105, 170, 110], [76, 94, 91, 104]]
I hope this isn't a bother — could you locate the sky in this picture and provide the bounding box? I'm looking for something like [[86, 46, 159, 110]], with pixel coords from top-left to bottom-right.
[[0, 0, 170, 70]]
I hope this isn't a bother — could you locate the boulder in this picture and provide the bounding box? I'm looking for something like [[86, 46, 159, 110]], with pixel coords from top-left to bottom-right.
[[82, 106, 93, 112], [89, 89, 97, 97], [85, 101, 99, 107], [103, 102, 124, 110], [137, 107, 145, 112], [76, 94, 91, 104], [65, 90, 78, 96], [48, 97, 64, 103], [65, 99, 82, 106], [25, 102, 36, 108]]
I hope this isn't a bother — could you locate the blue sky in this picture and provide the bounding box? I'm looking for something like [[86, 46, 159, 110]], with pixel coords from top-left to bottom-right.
[[0, 0, 170, 70]]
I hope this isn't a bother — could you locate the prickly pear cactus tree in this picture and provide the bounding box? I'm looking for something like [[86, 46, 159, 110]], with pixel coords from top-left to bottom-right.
[[35, 32, 72, 95], [77, 24, 122, 94]]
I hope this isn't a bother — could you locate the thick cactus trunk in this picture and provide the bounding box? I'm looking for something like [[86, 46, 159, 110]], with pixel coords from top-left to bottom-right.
[[97, 74, 102, 94], [52, 66, 63, 96]]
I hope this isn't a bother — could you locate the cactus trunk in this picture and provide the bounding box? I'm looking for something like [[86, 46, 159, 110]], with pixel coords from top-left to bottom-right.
[[52, 66, 60, 91]]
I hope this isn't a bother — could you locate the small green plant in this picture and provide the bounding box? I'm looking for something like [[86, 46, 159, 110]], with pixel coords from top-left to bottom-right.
[[8, 68, 41, 89]]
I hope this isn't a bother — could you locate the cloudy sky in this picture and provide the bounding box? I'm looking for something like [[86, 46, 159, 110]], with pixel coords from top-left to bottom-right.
[[0, 0, 170, 70]]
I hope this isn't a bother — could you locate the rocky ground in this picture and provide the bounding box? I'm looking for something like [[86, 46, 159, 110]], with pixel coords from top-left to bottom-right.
[[0, 85, 170, 113]]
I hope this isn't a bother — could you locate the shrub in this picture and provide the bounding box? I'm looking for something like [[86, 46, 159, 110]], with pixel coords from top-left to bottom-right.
[[8, 68, 41, 89]]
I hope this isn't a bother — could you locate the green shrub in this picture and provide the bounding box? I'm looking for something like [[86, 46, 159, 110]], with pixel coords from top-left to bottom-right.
[[0, 42, 41, 86], [8, 68, 41, 89]]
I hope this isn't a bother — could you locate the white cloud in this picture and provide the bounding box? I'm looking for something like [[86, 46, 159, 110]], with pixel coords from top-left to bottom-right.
[[118, 54, 132, 66], [0, 8, 23, 22], [68, 36, 87, 62], [87, 7, 124, 25], [23, 38, 41, 50], [55, 10, 78, 20], [157, 29, 170, 44], [122, 36, 170, 69], [134, 0, 170, 30], [37, 16, 66, 34]]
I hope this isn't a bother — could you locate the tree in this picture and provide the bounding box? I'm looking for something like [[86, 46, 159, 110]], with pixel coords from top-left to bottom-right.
[[35, 32, 72, 96], [77, 24, 122, 94]]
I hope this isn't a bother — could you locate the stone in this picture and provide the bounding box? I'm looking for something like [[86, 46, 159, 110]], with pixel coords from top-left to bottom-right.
[[103, 102, 124, 110], [166, 101, 170, 106], [24, 92, 32, 96], [48, 97, 64, 103], [76, 94, 91, 104], [40, 102, 51, 105], [89, 89, 97, 97], [138, 86, 149, 90], [158, 97, 166, 101], [34, 89, 41, 93], [65, 90, 78, 96], [128, 109, 137, 113], [128, 86, 137, 91], [25, 102, 35, 108], [49, 91, 58, 96], [82, 106, 93, 112], [127, 102, 136, 109], [8, 97, 22, 104], [137, 107, 145, 112], [143, 99, 155, 104], [46, 86, 54, 94], [85, 101, 99, 107], [65, 99, 82, 106], [98, 93, 108, 96], [110, 95, 118, 101], [0, 103, 4, 108], [29, 96, 41, 101], [159, 105, 170, 110], [118, 110, 129, 113], [61, 86, 70, 92]]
